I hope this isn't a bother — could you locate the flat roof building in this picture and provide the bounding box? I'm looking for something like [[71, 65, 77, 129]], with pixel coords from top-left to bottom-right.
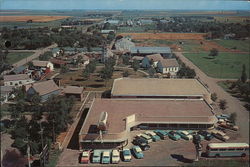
[[111, 78, 211, 103], [79, 98, 216, 149], [130, 46, 172, 58]]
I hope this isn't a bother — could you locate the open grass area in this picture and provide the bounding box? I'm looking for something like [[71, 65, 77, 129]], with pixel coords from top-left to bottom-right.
[[7, 52, 34, 64], [213, 39, 250, 52], [184, 52, 250, 78]]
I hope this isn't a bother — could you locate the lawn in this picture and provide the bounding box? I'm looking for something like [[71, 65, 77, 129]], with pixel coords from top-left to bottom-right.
[[184, 52, 250, 78], [6, 52, 34, 64], [213, 39, 250, 52]]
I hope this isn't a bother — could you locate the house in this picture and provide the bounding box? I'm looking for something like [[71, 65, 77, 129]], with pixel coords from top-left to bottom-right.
[[104, 20, 119, 25], [114, 37, 135, 52], [50, 59, 67, 68], [62, 86, 84, 101], [72, 53, 90, 66], [4, 74, 34, 87], [79, 98, 216, 149], [142, 54, 163, 68], [26, 80, 61, 102], [157, 58, 179, 76], [101, 30, 116, 34], [139, 19, 153, 25], [32, 60, 54, 71], [11, 66, 27, 74], [131, 56, 144, 63], [0, 86, 14, 104], [130, 46, 172, 58]]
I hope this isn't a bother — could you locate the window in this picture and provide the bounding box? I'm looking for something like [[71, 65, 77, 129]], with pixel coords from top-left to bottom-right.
[[236, 148, 244, 151], [211, 149, 218, 151], [228, 148, 235, 151], [19, 81, 22, 84], [10, 82, 13, 85], [219, 149, 226, 151], [245, 148, 249, 151]]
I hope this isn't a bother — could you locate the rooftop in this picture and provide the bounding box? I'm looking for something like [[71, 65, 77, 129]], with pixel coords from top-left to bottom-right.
[[12, 66, 26, 74], [146, 53, 163, 62], [159, 58, 179, 68], [80, 99, 215, 135], [130, 46, 171, 54], [111, 78, 210, 97], [4, 74, 30, 82], [63, 86, 84, 94], [29, 80, 60, 96], [32, 60, 50, 67]]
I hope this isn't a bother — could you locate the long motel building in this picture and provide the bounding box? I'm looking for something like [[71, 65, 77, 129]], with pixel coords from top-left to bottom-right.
[[78, 78, 217, 150]]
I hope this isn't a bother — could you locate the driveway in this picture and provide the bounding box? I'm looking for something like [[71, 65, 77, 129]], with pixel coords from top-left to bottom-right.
[[174, 52, 249, 142]]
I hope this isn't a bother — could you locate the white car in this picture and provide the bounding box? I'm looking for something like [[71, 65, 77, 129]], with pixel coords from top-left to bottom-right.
[[111, 150, 120, 164], [122, 148, 132, 162], [137, 133, 153, 143], [180, 131, 193, 140]]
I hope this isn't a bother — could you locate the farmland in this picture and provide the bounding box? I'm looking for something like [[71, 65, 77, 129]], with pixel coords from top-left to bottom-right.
[[0, 15, 71, 22], [213, 39, 250, 53], [184, 52, 250, 79], [6, 52, 34, 64], [119, 32, 207, 40]]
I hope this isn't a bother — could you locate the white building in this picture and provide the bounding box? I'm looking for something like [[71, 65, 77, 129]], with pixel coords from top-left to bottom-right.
[[32, 60, 54, 71], [4, 74, 34, 87], [157, 59, 179, 76]]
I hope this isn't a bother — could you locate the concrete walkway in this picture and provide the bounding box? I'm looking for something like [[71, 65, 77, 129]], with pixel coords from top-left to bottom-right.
[[174, 52, 249, 142]]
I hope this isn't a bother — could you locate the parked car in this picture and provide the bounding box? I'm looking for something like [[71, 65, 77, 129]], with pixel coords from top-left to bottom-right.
[[132, 138, 150, 151], [111, 150, 120, 164], [101, 151, 110, 164], [168, 131, 181, 141], [154, 130, 168, 140], [137, 133, 153, 143], [145, 131, 161, 142], [80, 150, 90, 164], [122, 149, 132, 162], [211, 130, 230, 142], [176, 130, 193, 140], [216, 126, 227, 133], [132, 146, 144, 159], [218, 122, 239, 131], [92, 150, 101, 163], [198, 130, 214, 141]]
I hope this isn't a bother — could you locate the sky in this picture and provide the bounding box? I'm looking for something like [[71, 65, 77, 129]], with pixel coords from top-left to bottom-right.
[[1, 0, 250, 10]]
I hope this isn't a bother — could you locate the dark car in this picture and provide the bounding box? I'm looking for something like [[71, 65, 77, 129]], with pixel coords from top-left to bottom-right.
[[132, 138, 150, 151], [198, 130, 214, 141]]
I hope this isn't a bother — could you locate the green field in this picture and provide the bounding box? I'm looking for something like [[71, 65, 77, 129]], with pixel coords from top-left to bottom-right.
[[6, 52, 34, 64], [213, 39, 250, 52], [184, 52, 250, 78]]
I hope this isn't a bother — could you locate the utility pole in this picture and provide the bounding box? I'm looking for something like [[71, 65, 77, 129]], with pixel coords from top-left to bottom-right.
[[193, 133, 202, 162]]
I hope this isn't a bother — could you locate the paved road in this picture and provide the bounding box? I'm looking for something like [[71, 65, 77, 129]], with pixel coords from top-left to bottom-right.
[[175, 52, 249, 141]]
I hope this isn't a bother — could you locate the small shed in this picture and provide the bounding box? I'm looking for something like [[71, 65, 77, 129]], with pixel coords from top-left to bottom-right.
[[62, 86, 84, 101]]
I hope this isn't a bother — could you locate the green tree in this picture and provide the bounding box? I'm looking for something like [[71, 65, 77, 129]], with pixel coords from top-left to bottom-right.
[[229, 112, 237, 125], [39, 51, 52, 61], [123, 70, 129, 77], [132, 60, 140, 71], [60, 65, 69, 73], [219, 99, 227, 111], [240, 64, 247, 83], [82, 70, 90, 80], [209, 48, 218, 58], [148, 67, 156, 77], [122, 55, 130, 65], [211, 93, 218, 102]]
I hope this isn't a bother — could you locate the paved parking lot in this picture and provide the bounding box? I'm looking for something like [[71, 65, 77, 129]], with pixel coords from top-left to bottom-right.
[[57, 129, 243, 167]]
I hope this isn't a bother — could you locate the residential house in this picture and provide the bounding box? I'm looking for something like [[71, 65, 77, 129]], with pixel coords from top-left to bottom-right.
[[32, 60, 54, 71], [101, 30, 116, 34], [142, 54, 163, 68], [62, 86, 84, 101], [11, 66, 27, 74], [50, 59, 67, 68], [26, 80, 61, 102], [157, 59, 179, 76], [131, 56, 144, 64], [4, 74, 34, 87], [104, 20, 119, 25], [0, 86, 14, 104]]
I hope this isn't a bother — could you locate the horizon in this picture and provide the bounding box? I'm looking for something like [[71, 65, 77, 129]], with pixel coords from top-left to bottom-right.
[[1, 0, 250, 10]]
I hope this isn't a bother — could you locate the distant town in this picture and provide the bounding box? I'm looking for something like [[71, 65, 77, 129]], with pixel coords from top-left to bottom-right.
[[0, 9, 249, 167]]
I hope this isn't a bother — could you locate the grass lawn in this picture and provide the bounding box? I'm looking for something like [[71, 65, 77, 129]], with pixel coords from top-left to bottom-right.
[[184, 52, 250, 78], [7, 52, 34, 64], [213, 39, 250, 52]]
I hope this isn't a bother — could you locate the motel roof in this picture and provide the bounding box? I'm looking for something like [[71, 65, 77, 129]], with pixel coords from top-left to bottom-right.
[[111, 78, 210, 97], [130, 46, 171, 54], [32, 60, 50, 67], [4, 74, 30, 82], [80, 99, 215, 136]]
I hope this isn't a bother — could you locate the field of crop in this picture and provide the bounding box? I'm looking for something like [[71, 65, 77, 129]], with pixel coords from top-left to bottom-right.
[[213, 39, 250, 53], [214, 16, 250, 23], [184, 52, 250, 78], [0, 15, 71, 22], [119, 33, 207, 40], [7, 52, 34, 64]]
